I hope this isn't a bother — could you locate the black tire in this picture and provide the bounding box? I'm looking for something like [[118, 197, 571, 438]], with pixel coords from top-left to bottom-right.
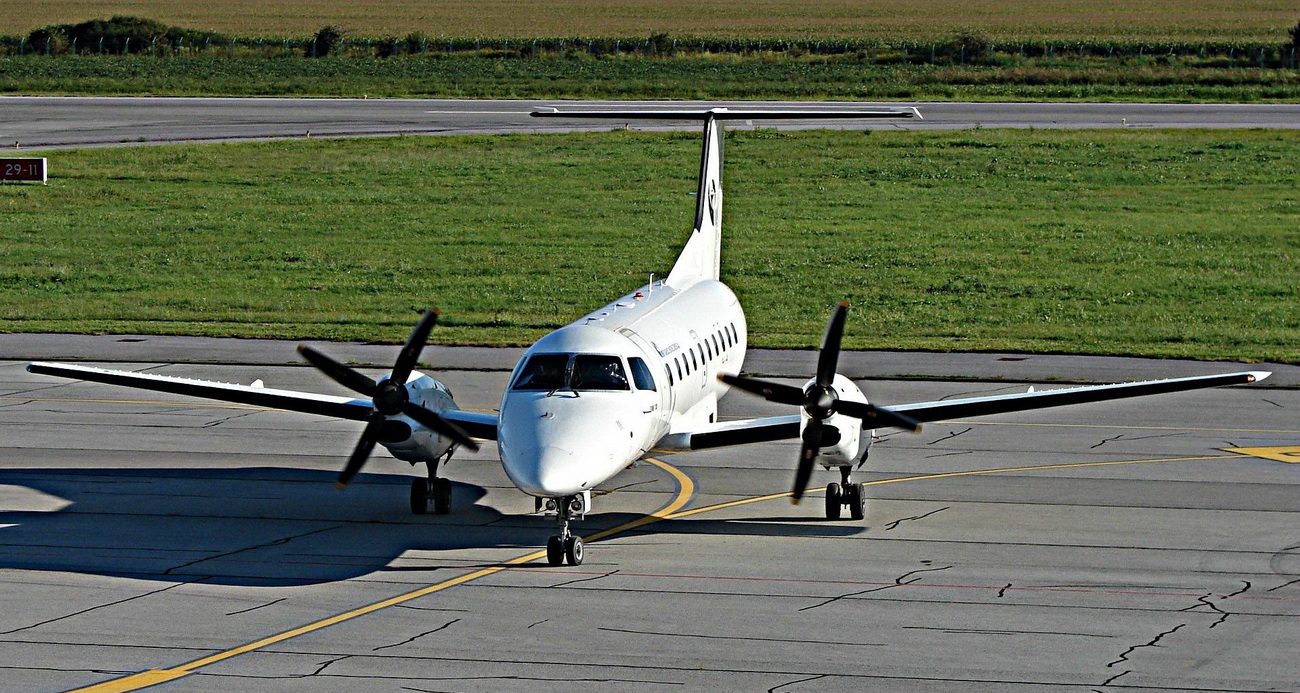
[[432, 477, 452, 515], [825, 482, 842, 520], [564, 536, 584, 566], [848, 482, 866, 521], [409, 478, 428, 515], [546, 536, 564, 566]]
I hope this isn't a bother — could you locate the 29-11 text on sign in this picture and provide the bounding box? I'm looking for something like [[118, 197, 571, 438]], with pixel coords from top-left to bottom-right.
[[1, 158, 48, 184]]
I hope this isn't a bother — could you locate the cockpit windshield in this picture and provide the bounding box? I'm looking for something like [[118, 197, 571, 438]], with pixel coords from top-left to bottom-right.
[[512, 353, 631, 391]]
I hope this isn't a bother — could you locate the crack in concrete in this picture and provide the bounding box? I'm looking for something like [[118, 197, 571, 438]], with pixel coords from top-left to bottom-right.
[[764, 670, 826, 686], [372, 618, 460, 652], [201, 409, 261, 428], [1107, 622, 1186, 668], [924, 450, 973, 460], [904, 626, 1112, 638], [799, 565, 952, 611], [884, 507, 949, 531], [997, 583, 1012, 598], [0, 578, 205, 635], [163, 525, 340, 575], [549, 569, 620, 589], [595, 479, 659, 496], [394, 604, 470, 613], [225, 597, 287, 616], [1089, 431, 1187, 449], [526, 619, 548, 629], [1180, 593, 1230, 629], [598, 626, 883, 648], [1098, 669, 1130, 687], [1267, 577, 1299, 592], [307, 654, 353, 677], [1261, 398, 1283, 408], [926, 427, 973, 445]]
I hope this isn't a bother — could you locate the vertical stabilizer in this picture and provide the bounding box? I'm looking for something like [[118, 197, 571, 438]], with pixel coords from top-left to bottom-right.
[[666, 115, 723, 286], [529, 106, 920, 289]]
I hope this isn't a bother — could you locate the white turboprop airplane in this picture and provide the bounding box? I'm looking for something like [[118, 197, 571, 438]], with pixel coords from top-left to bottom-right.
[[27, 107, 1270, 567]]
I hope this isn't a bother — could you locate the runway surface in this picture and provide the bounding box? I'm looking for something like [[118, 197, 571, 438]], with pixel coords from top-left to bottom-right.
[[2, 343, 1297, 692], [5, 98, 1300, 149]]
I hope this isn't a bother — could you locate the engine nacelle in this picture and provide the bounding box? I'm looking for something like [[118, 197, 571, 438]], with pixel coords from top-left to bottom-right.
[[801, 373, 872, 469], [378, 371, 462, 464]]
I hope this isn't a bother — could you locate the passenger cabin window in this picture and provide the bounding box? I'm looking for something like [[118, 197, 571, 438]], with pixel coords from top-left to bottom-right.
[[512, 353, 568, 390], [629, 357, 657, 391]]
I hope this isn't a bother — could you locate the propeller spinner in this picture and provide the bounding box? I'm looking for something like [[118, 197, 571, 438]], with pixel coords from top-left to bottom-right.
[[298, 308, 479, 489], [719, 300, 921, 503]]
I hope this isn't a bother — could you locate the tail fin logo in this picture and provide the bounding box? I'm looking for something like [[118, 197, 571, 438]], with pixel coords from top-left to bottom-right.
[[707, 179, 720, 227]]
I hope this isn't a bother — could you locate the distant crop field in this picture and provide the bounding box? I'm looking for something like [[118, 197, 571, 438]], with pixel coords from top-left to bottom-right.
[[6, 0, 1296, 42]]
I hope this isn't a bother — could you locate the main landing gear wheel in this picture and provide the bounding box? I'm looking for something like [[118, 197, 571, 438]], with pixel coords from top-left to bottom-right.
[[410, 478, 429, 515], [410, 477, 453, 515], [845, 481, 866, 521], [824, 469, 867, 521], [431, 477, 452, 515], [825, 482, 842, 520], [546, 536, 564, 566]]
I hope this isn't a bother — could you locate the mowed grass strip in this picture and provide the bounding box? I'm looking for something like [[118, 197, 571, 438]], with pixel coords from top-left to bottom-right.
[[4, 56, 1296, 102], [5, 0, 1294, 41], [1, 129, 1296, 362]]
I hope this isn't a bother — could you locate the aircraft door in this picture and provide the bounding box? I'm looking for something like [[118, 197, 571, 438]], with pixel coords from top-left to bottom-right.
[[619, 329, 673, 450]]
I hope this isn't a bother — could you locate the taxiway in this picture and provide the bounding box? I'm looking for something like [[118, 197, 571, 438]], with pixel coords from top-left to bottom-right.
[[2, 342, 1296, 692]]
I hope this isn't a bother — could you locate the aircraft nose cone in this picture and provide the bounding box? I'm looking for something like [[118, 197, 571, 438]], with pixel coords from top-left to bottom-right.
[[502, 443, 587, 497]]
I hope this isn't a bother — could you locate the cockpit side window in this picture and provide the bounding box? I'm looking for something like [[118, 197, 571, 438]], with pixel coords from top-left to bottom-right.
[[512, 353, 570, 390], [571, 354, 630, 390], [628, 357, 657, 391]]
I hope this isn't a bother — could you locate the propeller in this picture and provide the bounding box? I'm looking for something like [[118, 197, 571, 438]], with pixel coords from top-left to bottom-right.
[[298, 308, 479, 489], [719, 300, 921, 503]]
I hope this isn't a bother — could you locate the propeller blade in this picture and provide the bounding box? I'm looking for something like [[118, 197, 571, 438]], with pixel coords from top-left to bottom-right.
[[298, 345, 378, 397], [390, 308, 439, 386], [835, 400, 923, 433], [401, 402, 481, 452], [718, 373, 806, 406], [816, 300, 849, 387], [792, 421, 821, 503], [337, 414, 384, 489]]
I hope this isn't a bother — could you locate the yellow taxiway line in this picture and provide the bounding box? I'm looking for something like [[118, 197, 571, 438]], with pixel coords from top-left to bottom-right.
[[64, 451, 1251, 692]]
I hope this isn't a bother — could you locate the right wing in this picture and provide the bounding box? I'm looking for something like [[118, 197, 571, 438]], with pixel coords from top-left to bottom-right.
[[27, 361, 374, 421]]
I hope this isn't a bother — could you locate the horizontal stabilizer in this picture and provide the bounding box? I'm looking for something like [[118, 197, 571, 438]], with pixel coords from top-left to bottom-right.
[[532, 107, 921, 121]]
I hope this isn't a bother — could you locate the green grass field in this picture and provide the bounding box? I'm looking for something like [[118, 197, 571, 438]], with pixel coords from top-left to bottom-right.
[[3, 55, 1296, 102], [2, 129, 1297, 362], [6, 0, 1295, 42]]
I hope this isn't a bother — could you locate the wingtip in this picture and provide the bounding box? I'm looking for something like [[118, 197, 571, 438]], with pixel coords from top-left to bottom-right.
[[1247, 371, 1272, 383]]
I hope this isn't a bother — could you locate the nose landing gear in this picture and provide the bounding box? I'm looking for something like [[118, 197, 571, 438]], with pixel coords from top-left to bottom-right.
[[541, 493, 587, 566]]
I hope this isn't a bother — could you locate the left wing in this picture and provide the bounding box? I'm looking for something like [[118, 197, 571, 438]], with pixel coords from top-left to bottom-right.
[[653, 370, 1269, 450]]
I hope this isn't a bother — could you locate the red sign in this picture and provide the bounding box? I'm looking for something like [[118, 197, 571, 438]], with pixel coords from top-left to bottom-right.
[[1, 158, 47, 183]]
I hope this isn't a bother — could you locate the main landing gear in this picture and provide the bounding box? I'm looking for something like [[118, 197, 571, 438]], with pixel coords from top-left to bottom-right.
[[539, 494, 586, 566], [824, 465, 865, 521], [410, 453, 453, 515]]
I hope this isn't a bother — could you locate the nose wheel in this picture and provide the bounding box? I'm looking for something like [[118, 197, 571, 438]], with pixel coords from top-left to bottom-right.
[[545, 494, 585, 566], [825, 467, 866, 521]]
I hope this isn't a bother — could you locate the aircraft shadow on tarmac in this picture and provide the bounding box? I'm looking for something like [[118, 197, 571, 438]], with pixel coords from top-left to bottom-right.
[[0, 466, 861, 586]]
